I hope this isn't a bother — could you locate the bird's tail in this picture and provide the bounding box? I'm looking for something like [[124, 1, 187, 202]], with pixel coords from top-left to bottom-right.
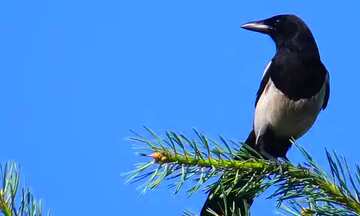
[[200, 130, 257, 216]]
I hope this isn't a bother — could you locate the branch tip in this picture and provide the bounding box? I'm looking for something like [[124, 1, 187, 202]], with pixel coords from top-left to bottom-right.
[[150, 152, 168, 164]]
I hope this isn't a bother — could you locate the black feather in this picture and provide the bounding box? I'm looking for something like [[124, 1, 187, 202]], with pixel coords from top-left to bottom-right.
[[322, 77, 330, 110], [255, 65, 271, 107]]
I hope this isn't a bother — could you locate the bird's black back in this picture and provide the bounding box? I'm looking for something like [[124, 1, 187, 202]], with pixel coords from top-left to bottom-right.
[[270, 50, 327, 100]]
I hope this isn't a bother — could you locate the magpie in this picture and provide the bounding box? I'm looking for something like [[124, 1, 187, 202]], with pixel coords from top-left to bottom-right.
[[201, 14, 330, 215]]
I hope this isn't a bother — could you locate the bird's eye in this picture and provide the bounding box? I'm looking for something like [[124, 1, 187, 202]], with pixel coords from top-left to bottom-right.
[[272, 19, 280, 28]]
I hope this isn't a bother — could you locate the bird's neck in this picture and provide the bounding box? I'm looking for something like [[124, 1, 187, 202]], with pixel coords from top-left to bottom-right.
[[276, 34, 320, 59]]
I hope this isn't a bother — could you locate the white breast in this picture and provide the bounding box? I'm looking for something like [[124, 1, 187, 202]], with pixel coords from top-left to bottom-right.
[[254, 77, 327, 140]]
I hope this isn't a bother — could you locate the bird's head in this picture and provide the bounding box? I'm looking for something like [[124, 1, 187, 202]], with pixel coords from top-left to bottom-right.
[[241, 14, 318, 53]]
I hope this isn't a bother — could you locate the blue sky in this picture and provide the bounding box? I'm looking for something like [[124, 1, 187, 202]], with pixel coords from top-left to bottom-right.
[[0, 1, 359, 215]]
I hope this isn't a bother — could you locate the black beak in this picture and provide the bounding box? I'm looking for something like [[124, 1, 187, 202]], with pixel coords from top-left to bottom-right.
[[241, 20, 273, 34]]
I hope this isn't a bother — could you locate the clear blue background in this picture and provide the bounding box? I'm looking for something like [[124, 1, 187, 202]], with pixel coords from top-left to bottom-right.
[[0, 1, 357, 215]]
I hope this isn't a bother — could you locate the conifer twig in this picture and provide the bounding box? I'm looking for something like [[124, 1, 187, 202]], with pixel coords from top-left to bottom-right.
[[127, 128, 360, 215], [0, 162, 49, 216]]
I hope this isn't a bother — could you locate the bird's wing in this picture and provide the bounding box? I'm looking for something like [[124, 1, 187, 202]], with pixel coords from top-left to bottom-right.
[[255, 61, 272, 107], [322, 73, 330, 110]]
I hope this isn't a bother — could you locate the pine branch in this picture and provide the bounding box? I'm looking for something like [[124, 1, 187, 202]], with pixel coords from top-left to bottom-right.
[[126, 128, 360, 215], [0, 162, 49, 216]]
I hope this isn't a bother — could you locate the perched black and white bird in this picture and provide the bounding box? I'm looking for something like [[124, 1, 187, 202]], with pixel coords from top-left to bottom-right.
[[201, 14, 330, 215]]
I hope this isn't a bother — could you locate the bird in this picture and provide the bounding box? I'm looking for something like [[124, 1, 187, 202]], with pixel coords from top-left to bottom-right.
[[201, 14, 330, 216]]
